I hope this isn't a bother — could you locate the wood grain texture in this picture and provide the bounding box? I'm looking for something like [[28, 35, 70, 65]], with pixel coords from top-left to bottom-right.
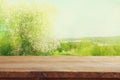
[[0, 78, 35, 80], [0, 56, 120, 80], [46, 79, 120, 80], [2, 78, 118, 80]]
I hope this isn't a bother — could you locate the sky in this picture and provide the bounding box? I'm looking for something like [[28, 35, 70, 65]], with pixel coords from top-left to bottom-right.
[[7, 0, 120, 38]]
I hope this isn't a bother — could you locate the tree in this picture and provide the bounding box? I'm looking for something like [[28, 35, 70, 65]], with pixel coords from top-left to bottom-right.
[[0, 1, 59, 55]]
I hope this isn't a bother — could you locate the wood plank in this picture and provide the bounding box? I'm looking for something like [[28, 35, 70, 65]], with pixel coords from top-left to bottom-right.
[[0, 56, 120, 62], [46, 79, 120, 80], [0, 56, 120, 72], [0, 78, 119, 80], [0, 57, 120, 79], [0, 78, 34, 80]]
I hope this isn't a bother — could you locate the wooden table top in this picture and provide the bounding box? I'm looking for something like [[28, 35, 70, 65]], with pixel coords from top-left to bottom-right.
[[0, 56, 120, 79], [0, 56, 120, 72]]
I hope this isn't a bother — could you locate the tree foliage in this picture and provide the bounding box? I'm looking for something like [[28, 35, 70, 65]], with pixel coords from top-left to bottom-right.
[[0, 1, 59, 55]]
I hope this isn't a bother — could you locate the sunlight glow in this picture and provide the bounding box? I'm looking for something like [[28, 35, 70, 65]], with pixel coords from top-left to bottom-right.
[[6, 0, 120, 38]]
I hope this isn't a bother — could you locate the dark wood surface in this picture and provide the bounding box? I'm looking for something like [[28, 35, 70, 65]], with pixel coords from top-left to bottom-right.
[[0, 56, 120, 80]]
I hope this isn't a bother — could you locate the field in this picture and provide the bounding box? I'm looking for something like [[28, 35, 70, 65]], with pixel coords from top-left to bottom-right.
[[50, 37, 120, 56]]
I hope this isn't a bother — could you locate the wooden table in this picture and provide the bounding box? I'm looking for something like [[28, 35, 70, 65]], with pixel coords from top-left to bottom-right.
[[0, 56, 120, 80]]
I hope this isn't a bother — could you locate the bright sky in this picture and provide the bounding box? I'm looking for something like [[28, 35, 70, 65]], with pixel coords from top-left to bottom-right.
[[7, 0, 120, 38]]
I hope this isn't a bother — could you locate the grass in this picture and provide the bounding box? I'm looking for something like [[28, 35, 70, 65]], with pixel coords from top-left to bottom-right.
[[50, 37, 120, 56]]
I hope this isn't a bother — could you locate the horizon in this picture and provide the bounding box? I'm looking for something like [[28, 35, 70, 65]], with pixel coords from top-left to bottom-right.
[[56, 35, 120, 39]]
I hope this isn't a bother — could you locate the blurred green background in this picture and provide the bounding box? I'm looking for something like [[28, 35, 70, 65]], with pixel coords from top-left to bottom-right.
[[0, 0, 120, 56]]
